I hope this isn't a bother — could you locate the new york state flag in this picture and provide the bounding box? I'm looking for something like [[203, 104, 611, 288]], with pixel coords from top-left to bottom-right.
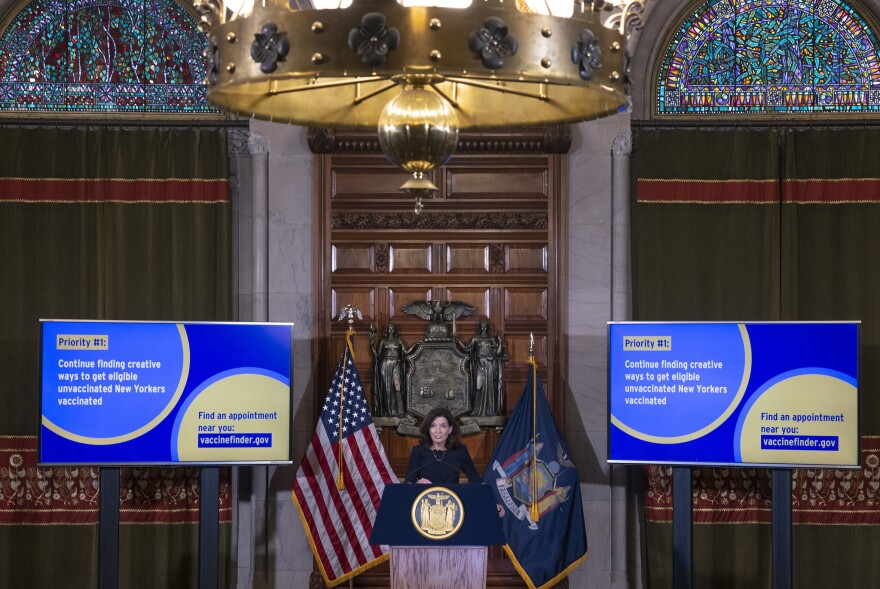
[[483, 362, 588, 589]]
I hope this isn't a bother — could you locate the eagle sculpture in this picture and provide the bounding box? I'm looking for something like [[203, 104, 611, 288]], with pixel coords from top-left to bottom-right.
[[402, 299, 475, 337]]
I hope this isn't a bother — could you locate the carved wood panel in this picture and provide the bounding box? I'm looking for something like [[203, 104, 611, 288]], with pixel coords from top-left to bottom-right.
[[332, 243, 375, 273], [389, 244, 432, 273], [505, 243, 548, 273], [445, 164, 549, 201], [504, 287, 549, 321], [312, 128, 567, 589], [446, 244, 491, 273]]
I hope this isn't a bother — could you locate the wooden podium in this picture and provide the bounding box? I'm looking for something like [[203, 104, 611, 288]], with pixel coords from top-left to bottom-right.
[[370, 484, 506, 589]]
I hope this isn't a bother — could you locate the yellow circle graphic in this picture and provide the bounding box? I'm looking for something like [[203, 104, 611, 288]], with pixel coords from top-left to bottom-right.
[[739, 374, 858, 466], [177, 373, 290, 461]]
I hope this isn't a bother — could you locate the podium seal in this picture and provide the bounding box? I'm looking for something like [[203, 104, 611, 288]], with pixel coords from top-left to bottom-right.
[[410, 486, 465, 540]]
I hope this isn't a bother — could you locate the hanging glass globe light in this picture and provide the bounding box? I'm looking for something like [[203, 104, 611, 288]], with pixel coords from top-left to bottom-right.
[[377, 80, 459, 213]]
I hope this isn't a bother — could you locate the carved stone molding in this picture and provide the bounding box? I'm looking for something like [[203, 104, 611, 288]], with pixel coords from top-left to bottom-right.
[[248, 131, 269, 155], [228, 129, 269, 155], [331, 212, 548, 231], [456, 127, 570, 153], [307, 127, 337, 153], [228, 128, 250, 155], [308, 126, 572, 155], [542, 123, 572, 154], [611, 129, 632, 156]]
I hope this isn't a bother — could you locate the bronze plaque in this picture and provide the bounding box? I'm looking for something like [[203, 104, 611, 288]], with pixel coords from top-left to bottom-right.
[[405, 339, 471, 419]]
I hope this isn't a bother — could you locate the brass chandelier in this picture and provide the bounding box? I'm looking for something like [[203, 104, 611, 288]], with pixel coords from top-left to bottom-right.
[[195, 0, 637, 211]]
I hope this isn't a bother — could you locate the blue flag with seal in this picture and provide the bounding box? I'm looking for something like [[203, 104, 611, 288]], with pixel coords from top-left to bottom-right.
[[483, 359, 588, 589]]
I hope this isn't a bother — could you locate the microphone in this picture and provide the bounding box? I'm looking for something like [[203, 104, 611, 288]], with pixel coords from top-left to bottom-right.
[[402, 461, 428, 484], [434, 457, 479, 484], [401, 457, 462, 483]]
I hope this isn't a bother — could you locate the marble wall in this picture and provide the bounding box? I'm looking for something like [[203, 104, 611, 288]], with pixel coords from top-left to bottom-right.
[[228, 112, 642, 588], [565, 114, 642, 589], [230, 120, 318, 588]]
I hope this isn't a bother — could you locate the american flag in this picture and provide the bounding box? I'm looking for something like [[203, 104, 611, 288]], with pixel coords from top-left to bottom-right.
[[292, 342, 398, 587]]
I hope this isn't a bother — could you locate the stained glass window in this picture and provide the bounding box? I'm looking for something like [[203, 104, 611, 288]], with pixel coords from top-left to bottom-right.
[[657, 0, 880, 114], [0, 0, 218, 113]]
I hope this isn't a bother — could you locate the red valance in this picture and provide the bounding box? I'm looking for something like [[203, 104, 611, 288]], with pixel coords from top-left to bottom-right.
[[645, 435, 880, 525], [0, 435, 231, 526]]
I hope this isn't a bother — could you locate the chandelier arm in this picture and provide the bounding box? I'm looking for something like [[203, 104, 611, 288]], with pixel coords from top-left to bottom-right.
[[266, 76, 386, 96], [429, 83, 458, 108], [353, 81, 401, 105], [443, 77, 549, 101]]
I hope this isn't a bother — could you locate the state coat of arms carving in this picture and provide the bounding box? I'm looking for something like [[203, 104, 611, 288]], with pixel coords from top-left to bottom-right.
[[369, 299, 509, 435]]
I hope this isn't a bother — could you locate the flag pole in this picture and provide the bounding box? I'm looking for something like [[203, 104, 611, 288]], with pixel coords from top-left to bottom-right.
[[528, 332, 540, 521], [337, 304, 360, 491]]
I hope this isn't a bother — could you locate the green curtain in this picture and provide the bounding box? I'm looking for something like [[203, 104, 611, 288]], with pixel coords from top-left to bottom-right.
[[632, 128, 781, 588], [780, 128, 880, 588], [0, 126, 231, 589], [632, 127, 880, 588], [780, 128, 880, 429], [631, 128, 782, 322]]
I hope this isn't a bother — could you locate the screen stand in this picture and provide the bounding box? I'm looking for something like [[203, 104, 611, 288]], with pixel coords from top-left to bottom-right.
[[672, 466, 693, 589], [98, 467, 220, 588], [99, 467, 119, 589], [672, 467, 792, 589], [200, 467, 220, 589], [772, 469, 792, 589]]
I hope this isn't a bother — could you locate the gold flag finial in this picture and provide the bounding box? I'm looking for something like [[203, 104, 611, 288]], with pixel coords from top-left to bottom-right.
[[336, 304, 362, 490], [338, 304, 363, 352]]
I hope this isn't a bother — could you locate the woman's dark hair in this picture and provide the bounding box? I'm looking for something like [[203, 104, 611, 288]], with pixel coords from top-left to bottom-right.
[[418, 406, 461, 449]]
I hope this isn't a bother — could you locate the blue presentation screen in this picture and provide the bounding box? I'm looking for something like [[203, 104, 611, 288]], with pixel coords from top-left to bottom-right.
[[608, 322, 860, 467], [40, 320, 293, 465]]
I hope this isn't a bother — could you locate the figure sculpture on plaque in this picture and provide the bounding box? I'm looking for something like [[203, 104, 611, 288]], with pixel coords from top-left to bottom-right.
[[369, 322, 407, 417], [369, 299, 509, 434], [468, 318, 509, 416]]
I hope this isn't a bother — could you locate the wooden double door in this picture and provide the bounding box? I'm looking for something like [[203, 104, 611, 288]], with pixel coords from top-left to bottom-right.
[[310, 127, 569, 588]]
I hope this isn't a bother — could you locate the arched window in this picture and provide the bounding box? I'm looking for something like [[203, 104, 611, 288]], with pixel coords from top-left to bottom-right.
[[657, 0, 880, 115], [0, 0, 218, 114]]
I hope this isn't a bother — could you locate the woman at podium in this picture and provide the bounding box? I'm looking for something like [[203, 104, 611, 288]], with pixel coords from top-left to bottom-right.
[[404, 406, 481, 484]]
